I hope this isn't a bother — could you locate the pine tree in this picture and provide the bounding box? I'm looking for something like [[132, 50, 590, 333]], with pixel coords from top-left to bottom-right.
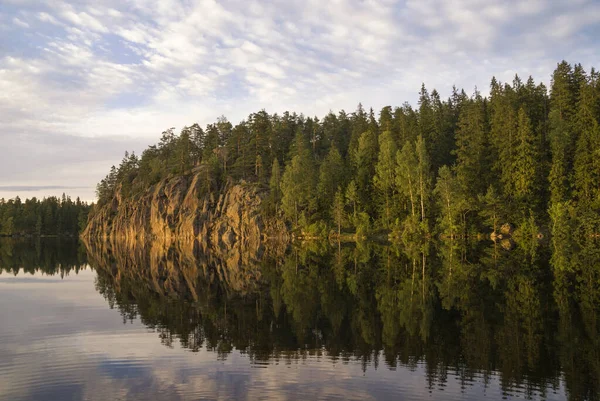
[[489, 79, 519, 196], [348, 104, 369, 160], [269, 158, 282, 214], [396, 142, 418, 219], [548, 61, 577, 205], [513, 107, 538, 216], [454, 92, 489, 202], [202, 124, 220, 162], [332, 187, 346, 237], [573, 76, 600, 205], [478, 185, 503, 233], [415, 135, 431, 225], [248, 110, 273, 179], [317, 146, 346, 213], [374, 131, 397, 228], [351, 129, 378, 213], [430, 89, 455, 169], [175, 128, 193, 174], [280, 132, 316, 227], [345, 180, 359, 224], [189, 123, 205, 165], [434, 166, 463, 237]]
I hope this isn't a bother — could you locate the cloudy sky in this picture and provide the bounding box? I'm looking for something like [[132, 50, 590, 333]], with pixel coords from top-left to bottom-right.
[[1, 0, 599, 202]]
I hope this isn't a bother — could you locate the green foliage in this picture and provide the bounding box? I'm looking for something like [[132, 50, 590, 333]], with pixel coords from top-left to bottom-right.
[[351, 129, 378, 212], [513, 211, 540, 257], [454, 92, 489, 201], [302, 220, 328, 238], [434, 166, 465, 237], [512, 107, 539, 217], [345, 180, 359, 225], [549, 201, 574, 252], [354, 212, 371, 239], [573, 75, 600, 206], [478, 185, 503, 233], [90, 60, 600, 240], [280, 132, 316, 227], [317, 146, 346, 214], [268, 158, 282, 215], [396, 141, 419, 219], [331, 186, 346, 236], [0, 195, 90, 236], [374, 131, 397, 228]]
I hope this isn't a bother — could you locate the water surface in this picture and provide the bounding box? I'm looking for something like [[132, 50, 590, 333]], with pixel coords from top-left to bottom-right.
[[0, 238, 597, 400]]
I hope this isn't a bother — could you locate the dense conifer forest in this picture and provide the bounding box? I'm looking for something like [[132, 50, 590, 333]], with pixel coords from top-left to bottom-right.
[[93, 61, 600, 240], [0, 195, 91, 237]]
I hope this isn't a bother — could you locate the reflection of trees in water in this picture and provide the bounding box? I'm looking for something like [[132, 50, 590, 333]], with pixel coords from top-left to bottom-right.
[[88, 237, 600, 399], [86, 237, 600, 399], [0, 238, 87, 276], [3, 236, 598, 400], [551, 238, 600, 401]]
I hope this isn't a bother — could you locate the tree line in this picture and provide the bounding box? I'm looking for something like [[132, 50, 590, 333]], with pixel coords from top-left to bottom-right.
[[94, 61, 600, 240], [0, 194, 91, 236]]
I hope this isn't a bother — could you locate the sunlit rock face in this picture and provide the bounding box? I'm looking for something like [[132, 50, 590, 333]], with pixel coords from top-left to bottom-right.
[[82, 167, 288, 246]]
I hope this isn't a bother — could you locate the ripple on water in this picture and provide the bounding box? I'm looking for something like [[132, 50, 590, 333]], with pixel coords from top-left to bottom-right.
[[0, 266, 574, 401]]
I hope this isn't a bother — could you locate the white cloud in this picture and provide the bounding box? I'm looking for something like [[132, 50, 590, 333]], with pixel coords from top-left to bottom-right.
[[12, 17, 29, 28], [60, 10, 109, 33], [37, 11, 61, 25]]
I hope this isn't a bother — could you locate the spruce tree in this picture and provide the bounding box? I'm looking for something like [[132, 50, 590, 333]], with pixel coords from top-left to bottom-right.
[[454, 93, 489, 203], [317, 146, 346, 214], [332, 187, 346, 237], [269, 158, 282, 214], [396, 142, 418, 219], [280, 132, 316, 227], [548, 61, 577, 205], [573, 76, 600, 209], [374, 131, 397, 228], [513, 107, 538, 217]]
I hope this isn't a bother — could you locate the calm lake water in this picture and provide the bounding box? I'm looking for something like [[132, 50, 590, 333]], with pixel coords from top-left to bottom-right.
[[0, 238, 598, 401]]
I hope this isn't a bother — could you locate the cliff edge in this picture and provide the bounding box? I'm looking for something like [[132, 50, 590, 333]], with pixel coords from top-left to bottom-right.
[[82, 167, 287, 246]]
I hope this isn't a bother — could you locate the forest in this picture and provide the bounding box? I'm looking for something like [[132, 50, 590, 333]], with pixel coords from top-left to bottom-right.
[[0, 194, 91, 237], [93, 61, 600, 241]]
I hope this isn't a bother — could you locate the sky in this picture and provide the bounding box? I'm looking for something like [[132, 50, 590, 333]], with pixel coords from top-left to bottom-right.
[[0, 0, 599, 202]]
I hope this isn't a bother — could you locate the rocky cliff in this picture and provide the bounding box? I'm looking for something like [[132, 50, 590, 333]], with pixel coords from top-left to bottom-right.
[[82, 167, 287, 247]]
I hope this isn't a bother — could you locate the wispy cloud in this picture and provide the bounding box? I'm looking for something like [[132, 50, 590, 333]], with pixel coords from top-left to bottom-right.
[[0, 0, 599, 201]]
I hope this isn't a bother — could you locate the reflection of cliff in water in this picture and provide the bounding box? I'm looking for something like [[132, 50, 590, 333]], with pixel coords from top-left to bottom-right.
[[84, 238, 600, 400]]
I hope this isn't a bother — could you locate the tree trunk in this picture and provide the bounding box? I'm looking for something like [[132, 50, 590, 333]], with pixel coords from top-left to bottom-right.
[[419, 171, 426, 222]]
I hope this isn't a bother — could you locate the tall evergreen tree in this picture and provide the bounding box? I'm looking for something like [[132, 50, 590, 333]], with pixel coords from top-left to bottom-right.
[[548, 61, 577, 205], [512, 108, 539, 217], [374, 131, 397, 228], [573, 74, 600, 205], [317, 146, 346, 214], [351, 129, 378, 213], [269, 158, 282, 214], [454, 92, 490, 202], [280, 132, 316, 227], [396, 142, 419, 220]]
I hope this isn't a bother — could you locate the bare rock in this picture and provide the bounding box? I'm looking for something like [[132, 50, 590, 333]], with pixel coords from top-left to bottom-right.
[[82, 168, 285, 249]]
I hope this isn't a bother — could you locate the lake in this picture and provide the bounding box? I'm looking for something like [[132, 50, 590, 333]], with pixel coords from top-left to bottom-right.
[[0, 238, 597, 401]]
